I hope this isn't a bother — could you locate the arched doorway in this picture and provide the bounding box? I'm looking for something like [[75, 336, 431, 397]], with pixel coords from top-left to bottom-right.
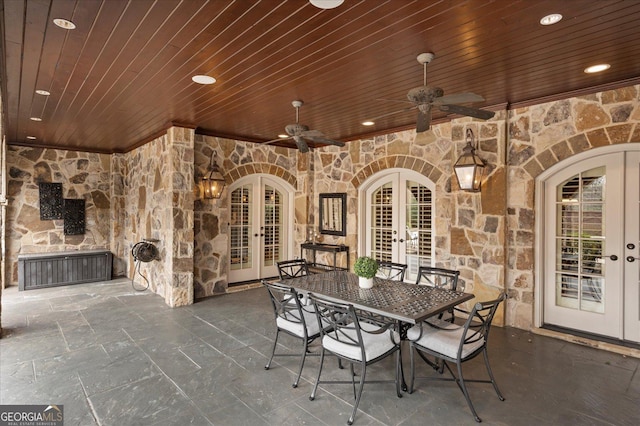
[[358, 168, 436, 282], [536, 144, 640, 343], [228, 174, 295, 283]]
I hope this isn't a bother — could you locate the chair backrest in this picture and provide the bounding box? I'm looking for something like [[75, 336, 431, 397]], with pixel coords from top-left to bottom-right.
[[263, 280, 306, 327], [376, 261, 407, 281], [458, 292, 506, 357], [277, 259, 309, 280], [309, 294, 366, 360], [415, 266, 460, 291]]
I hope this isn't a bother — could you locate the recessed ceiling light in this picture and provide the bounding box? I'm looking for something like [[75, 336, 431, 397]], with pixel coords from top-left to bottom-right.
[[36, 89, 50, 96], [540, 13, 563, 26], [584, 64, 611, 74], [278, 134, 289, 139], [309, 0, 344, 9], [26, 136, 36, 140], [53, 18, 76, 30], [192, 75, 216, 85], [362, 121, 375, 126], [30, 117, 42, 121]]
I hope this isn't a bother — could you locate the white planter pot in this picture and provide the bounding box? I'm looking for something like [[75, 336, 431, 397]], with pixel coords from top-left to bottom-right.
[[358, 276, 374, 289]]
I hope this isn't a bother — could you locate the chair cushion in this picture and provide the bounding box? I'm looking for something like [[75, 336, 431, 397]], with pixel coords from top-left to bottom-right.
[[406, 321, 484, 360], [322, 322, 396, 362], [276, 308, 321, 338]]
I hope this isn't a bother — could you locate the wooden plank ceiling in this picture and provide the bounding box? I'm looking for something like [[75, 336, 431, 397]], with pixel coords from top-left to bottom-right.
[[1, 0, 639, 154]]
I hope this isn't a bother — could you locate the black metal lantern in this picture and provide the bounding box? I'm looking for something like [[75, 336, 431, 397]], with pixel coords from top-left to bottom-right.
[[201, 152, 226, 199], [454, 128, 486, 192]]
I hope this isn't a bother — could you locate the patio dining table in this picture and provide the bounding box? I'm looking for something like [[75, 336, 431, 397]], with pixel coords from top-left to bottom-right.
[[280, 270, 474, 326]]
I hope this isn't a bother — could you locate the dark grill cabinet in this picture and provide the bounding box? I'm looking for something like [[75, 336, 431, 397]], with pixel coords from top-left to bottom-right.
[[18, 250, 113, 291]]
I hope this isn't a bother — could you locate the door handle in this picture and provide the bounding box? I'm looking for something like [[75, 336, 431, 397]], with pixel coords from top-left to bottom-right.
[[627, 243, 636, 250], [399, 238, 405, 243], [607, 254, 618, 261], [626, 256, 640, 263]]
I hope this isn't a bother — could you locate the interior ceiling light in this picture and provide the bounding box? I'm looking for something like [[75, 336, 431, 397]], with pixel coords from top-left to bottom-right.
[[53, 18, 76, 30], [362, 121, 375, 126], [30, 117, 42, 121], [26, 136, 36, 140], [584, 64, 611, 74], [192, 75, 216, 85], [278, 134, 289, 138], [35, 89, 50, 96], [540, 13, 563, 25], [309, 0, 344, 9]]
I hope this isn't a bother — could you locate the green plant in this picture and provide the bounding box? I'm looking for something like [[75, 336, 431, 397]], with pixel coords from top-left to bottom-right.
[[354, 256, 379, 279]]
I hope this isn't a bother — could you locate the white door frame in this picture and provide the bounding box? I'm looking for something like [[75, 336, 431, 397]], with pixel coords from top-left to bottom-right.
[[227, 174, 295, 281], [357, 168, 436, 264], [534, 143, 640, 329]]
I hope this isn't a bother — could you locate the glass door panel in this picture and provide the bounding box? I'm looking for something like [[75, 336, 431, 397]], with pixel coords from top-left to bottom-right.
[[230, 185, 252, 271]]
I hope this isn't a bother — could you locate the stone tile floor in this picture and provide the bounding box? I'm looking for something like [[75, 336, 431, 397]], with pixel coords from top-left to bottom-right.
[[1, 278, 639, 425]]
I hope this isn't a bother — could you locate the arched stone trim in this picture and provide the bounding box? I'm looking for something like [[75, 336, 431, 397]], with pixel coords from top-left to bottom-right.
[[522, 123, 640, 178], [350, 155, 444, 188], [225, 163, 297, 188]]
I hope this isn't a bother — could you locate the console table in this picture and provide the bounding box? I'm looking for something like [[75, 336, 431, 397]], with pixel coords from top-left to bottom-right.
[[300, 242, 349, 272]]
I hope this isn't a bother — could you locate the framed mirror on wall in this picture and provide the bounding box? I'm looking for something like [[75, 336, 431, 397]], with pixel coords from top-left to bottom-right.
[[319, 193, 347, 236]]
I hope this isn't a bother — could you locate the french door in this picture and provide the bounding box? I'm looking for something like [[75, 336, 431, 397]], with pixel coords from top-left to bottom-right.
[[362, 170, 435, 282], [543, 149, 640, 343], [228, 175, 292, 283]]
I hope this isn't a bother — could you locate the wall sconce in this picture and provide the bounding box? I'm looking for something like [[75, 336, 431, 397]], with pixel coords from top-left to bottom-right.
[[454, 128, 486, 192], [201, 152, 226, 199]]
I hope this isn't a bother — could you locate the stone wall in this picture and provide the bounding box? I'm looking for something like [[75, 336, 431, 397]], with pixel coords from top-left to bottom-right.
[[121, 127, 195, 307], [3, 85, 638, 330], [505, 85, 640, 329], [193, 135, 303, 298], [5, 147, 112, 285], [311, 119, 507, 323]]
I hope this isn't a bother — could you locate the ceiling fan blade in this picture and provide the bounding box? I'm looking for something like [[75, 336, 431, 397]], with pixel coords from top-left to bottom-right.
[[300, 129, 324, 138], [307, 136, 345, 147], [260, 136, 292, 146], [416, 110, 430, 133], [293, 136, 310, 153], [438, 104, 495, 120], [433, 92, 485, 105]]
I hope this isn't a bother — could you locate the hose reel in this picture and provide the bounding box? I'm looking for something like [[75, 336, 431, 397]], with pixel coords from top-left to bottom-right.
[[132, 241, 159, 263], [131, 239, 159, 291]]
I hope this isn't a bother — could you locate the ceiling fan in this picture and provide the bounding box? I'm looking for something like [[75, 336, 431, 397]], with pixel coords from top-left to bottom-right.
[[376, 53, 495, 132], [262, 100, 345, 153]]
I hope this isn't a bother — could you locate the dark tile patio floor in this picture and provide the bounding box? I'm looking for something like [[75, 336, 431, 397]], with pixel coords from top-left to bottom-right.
[[1, 278, 639, 425]]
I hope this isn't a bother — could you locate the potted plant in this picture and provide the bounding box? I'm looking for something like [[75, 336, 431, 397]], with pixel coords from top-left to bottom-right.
[[354, 256, 379, 289]]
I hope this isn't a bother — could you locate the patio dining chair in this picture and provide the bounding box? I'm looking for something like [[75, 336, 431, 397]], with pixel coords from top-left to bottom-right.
[[376, 261, 407, 282], [263, 280, 327, 388], [407, 292, 507, 423], [277, 258, 310, 280], [308, 294, 402, 425], [415, 266, 460, 322]]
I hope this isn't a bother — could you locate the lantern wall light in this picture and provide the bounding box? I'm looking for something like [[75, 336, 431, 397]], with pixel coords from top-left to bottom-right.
[[454, 128, 486, 192], [201, 152, 226, 199]]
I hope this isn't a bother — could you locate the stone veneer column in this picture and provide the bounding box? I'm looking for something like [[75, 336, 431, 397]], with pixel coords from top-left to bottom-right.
[[164, 127, 195, 307]]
